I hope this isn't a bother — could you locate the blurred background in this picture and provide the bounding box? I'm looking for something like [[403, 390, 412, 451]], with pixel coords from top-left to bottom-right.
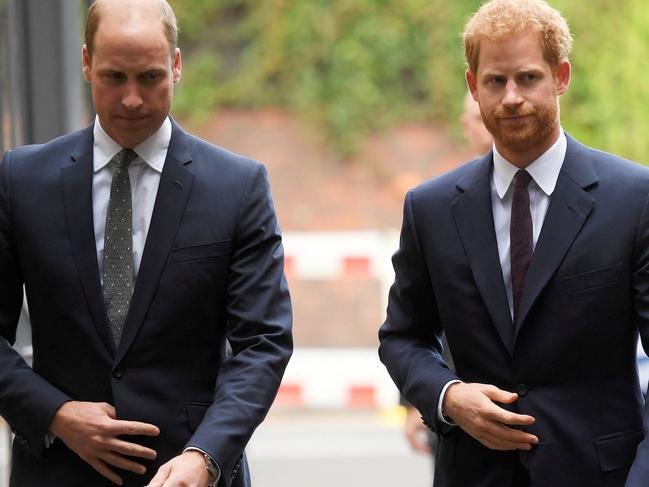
[[2, 0, 649, 485]]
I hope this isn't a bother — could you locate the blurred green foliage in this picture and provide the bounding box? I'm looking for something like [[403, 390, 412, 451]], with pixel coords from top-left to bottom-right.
[[170, 0, 649, 162]]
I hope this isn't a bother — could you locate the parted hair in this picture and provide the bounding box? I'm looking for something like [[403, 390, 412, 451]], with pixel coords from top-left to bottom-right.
[[463, 0, 573, 73], [85, 0, 178, 57]]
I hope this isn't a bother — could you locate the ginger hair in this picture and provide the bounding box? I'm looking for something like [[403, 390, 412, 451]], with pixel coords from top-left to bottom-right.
[[463, 0, 572, 73]]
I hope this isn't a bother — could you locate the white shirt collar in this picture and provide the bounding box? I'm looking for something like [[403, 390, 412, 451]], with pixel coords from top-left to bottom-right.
[[93, 115, 171, 173], [492, 130, 567, 199]]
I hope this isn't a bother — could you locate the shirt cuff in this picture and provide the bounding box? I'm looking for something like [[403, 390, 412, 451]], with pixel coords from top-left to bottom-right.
[[437, 380, 462, 424], [184, 447, 221, 486]]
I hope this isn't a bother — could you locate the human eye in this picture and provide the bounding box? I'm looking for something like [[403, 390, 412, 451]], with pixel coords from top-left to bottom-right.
[[140, 71, 164, 83], [102, 71, 126, 83], [485, 75, 505, 86], [520, 72, 540, 84]]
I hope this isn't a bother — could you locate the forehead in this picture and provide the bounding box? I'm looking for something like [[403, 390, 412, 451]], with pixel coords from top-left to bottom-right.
[[477, 32, 548, 74], [93, 15, 170, 66]]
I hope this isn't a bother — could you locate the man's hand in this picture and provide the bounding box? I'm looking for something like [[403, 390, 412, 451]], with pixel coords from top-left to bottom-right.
[[146, 450, 211, 487], [404, 406, 432, 454], [443, 382, 539, 451], [48, 401, 160, 486]]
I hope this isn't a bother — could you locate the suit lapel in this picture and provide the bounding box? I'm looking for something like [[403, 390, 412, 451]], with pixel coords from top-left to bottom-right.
[[515, 136, 598, 336], [116, 120, 194, 362], [61, 126, 116, 356], [452, 153, 516, 355]]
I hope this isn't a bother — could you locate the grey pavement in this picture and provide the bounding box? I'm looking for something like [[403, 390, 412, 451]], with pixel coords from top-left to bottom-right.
[[247, 409, 432, 487]]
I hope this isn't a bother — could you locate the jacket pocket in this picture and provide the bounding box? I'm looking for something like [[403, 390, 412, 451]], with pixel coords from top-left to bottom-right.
[[171, 240, 232, 263], [595, 426, 643, 472], [186, 402, 212, 432], [564, 263, 622, 294]]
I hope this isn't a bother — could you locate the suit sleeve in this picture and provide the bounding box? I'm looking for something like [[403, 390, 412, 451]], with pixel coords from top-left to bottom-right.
[[185, 163, 292, 481], [0, 151, 71, 458], [378, 190, 458, 432], [625, 189, 649, 486]]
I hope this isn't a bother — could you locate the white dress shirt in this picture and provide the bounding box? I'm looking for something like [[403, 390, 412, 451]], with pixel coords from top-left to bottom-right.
[[92, 116, 170, 283], [437, 130, 567, 422], [93, 118, 220, 479]]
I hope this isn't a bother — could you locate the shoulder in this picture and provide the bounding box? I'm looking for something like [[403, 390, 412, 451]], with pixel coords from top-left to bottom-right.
[[171, 123, 271, 202], [566, 136, 649, 190], [408, 155, 490, 204], [173, 122, 262, 179], [8, 127, 89, 159], [2, 127, 91, 177]]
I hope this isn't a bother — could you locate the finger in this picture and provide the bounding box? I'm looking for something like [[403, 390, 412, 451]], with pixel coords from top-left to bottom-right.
[[476, 429, 535, 451], [487, 407, 536, 426], [482, 439, 532, 451], [100, 403, 118, 419], [90, 459, 123, 486], [484, 437, 537, 451], [108, 438, 158, 460], [482, 386, 518, 404], [479, 399, 535, 426], [146, 463, 171, 487], [480, 421, 539, 446], [103, 451, 148, 475], [109, 419, 160, 437]]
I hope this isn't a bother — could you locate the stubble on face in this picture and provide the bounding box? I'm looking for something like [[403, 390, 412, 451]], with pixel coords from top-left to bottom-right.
[[468, 32, 569, 166], [480, 93, 559, 152]]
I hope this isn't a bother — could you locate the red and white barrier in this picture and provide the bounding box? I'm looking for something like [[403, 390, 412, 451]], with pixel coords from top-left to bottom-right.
[[274, 348, 399, 409]]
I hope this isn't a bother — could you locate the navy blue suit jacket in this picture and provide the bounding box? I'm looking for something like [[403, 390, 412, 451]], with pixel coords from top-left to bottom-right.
[[379, 136, 649, 486], [0, 120, 292, 486]]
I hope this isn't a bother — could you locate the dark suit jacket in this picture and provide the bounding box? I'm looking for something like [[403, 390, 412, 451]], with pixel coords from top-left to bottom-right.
[[0, 120, 292, 486], [379, 135, 649, 487]]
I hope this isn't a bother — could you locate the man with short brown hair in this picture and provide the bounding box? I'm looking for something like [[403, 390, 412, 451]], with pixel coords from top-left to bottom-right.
[[0, 1, 292, 486], [380, 1, 649, 485]]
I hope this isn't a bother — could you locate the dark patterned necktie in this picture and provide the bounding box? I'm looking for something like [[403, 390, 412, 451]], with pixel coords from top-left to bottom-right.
[[510, 170, 533, 325], [103, 149, 137, 347]]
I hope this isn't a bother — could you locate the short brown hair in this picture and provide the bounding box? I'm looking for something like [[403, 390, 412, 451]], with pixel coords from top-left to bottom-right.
[[85, 0, 178, 58], [463, 0, 572, 73]]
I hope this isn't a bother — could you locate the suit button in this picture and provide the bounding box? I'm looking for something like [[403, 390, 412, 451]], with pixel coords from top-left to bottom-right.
[[517, 384, 529, 397], [112, 367, 124, 378]]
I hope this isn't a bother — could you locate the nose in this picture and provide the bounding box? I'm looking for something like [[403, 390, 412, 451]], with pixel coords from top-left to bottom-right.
[[121, 82, 143, 111], [502, 80, 523, 108]]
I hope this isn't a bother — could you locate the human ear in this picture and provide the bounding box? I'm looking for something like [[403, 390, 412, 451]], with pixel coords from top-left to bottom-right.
[[466, 70, 479, 102], [81, 45, 92, 82], [554, 60, 571, 95], [172, 48, 182, 84]]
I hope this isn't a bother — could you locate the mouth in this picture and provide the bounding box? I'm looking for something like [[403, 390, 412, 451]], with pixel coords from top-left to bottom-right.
[[116, 114, 149, 122], [500, 112, 531, 118], [499, 114, 532, 122]]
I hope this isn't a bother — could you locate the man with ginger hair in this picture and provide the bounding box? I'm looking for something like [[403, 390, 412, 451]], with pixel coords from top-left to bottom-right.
[[379, 0, 649, 485], [0, 1, 292, 486]]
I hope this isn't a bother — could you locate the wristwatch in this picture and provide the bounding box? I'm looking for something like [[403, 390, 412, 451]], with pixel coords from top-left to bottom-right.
[[203, 453, 220, 487]]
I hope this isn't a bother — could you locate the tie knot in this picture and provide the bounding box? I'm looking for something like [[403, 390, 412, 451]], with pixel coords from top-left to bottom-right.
[[114, 149, 138, 169], [513, 170, 532, 189]]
